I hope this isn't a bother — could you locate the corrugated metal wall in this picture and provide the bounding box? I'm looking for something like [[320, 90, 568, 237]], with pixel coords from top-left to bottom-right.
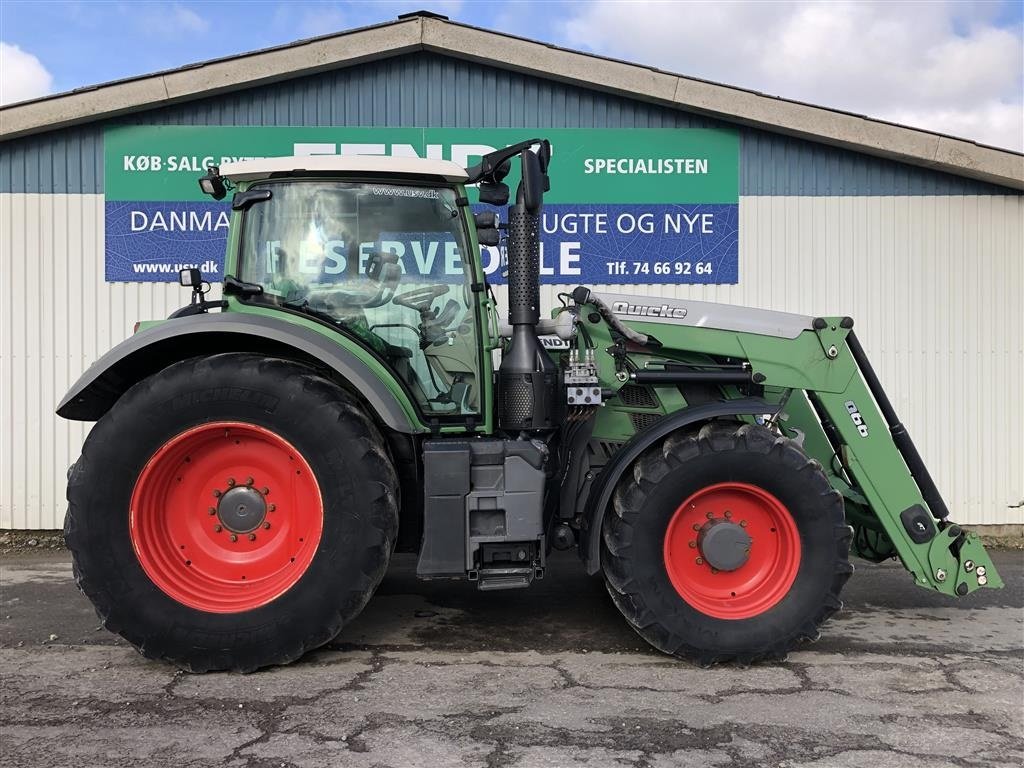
[[1, 51, 1021, 528], [0, 53, 1009, 197], [3, 192, 1020, 528], [532, 193, 1024, 527], [0, 194, 190, 528]]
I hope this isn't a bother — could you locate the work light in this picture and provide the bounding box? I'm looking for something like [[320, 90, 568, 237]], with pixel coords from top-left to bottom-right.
[[198, 165, 227, 200]]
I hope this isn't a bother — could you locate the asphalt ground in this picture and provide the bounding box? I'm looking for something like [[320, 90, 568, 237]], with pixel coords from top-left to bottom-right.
[[1, 549, 1021, 768]]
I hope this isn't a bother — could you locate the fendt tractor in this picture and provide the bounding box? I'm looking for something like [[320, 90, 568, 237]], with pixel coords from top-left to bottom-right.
[[58, 139, 1001, 672]]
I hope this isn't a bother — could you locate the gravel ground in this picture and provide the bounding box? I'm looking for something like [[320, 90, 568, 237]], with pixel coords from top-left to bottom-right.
[[1, 549, 1021, 768], [0, 531, 66, 554]]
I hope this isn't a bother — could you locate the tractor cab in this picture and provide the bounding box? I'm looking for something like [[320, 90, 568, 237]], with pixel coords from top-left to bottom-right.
[[215, 155, 487, 417]]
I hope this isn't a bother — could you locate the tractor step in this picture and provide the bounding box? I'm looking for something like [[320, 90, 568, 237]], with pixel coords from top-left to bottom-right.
[[473, 566, 543, 591]]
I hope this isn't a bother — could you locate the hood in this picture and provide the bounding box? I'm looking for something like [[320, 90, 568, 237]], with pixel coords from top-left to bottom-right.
[[595, 292, 814, 340]]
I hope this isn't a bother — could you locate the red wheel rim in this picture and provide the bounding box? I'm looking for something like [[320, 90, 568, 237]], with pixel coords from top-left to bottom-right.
[[130, 421, 323, 613], [663, 482, 801, 620]]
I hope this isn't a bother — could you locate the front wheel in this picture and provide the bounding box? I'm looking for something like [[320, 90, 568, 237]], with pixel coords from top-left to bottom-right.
[[65, 353, 399, 672], [602, 422, 852, 664]]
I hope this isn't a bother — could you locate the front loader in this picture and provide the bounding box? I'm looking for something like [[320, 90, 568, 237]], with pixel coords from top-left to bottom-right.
[[57, 139, 1001, 671]]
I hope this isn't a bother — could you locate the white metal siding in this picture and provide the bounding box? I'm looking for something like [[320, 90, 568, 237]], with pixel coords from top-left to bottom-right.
[[1, 193, 1022, 528], [0, 194, 187, 529], [522, 194, 1024, 526]]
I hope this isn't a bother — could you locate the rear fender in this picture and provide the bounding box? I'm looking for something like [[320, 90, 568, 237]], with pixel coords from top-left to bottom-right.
[[56, 313, 423, 434], [580, 398, 780, 574]]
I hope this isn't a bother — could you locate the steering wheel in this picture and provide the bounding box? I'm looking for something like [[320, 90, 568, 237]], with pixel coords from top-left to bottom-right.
[[393, 284, 450, 314]]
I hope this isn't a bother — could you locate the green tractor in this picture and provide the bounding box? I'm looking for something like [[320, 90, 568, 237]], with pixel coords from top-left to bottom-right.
[[59, 139, 1001, 671]]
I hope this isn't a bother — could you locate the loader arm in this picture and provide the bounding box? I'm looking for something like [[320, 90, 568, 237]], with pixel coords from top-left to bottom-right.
[[576, 299, 1001, 596], [794, 325, 1002, 596]]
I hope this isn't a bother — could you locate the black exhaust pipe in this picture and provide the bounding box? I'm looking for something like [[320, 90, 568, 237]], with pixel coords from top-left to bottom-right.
[[498, 149, 558, 431]]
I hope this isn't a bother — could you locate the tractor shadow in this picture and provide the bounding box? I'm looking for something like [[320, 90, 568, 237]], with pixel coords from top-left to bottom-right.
[[329, 552, 649, 655], [328, 550, 1024, 659]]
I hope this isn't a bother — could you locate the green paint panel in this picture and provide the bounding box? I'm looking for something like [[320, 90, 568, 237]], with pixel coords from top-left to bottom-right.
[[574, 305, 1001, 595], [103, 125, 739, 203]]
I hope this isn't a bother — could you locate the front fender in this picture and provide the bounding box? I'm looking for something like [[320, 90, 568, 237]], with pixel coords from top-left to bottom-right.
[[580, 398, 780, 574], [56, 312, 423, 434]]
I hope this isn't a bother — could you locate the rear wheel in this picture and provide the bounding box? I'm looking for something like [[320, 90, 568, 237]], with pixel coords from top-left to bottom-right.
[[65, 353, 399, 672], [602, 422, 852, 664]]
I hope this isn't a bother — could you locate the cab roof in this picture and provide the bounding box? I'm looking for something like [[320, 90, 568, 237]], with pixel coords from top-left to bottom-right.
[[219, 155, 469, 183]]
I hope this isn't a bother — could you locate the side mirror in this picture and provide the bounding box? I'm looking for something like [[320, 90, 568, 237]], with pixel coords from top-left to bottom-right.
[[179, 268, 202, 288], [537, 141, 552, 173], [518, 149, 543, 214], [537, 141, 552, 191], [479, 181, 509, 206]]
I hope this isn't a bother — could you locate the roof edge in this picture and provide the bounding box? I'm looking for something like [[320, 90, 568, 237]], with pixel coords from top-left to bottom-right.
[[419, 18, 1023, 190], [0, 18, 424, 140], [1, 15, 1020, 190]]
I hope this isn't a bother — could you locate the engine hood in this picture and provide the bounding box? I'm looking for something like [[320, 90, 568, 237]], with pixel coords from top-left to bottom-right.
[[595, 292, 814, 340]]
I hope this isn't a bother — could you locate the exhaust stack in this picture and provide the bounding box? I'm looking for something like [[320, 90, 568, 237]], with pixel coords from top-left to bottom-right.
[[498, 147, 557, 431]]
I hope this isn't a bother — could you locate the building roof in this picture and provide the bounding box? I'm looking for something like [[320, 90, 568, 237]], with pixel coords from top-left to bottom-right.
[[1, 11, 1021, 190], [220, 155, 469, 183]]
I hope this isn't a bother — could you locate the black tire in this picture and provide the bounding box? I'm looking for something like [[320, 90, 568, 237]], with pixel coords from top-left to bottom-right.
[[602, 421, 852, 664], [65, 353, 399, 672]]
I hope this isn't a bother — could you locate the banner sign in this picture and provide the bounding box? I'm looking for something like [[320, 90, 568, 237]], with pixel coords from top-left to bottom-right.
[[103, 126, 739, 283]]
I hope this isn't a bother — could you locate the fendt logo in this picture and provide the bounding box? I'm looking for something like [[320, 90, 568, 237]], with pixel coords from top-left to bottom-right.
[[611, 301, 688, 320], [845, 401, 869, 438]]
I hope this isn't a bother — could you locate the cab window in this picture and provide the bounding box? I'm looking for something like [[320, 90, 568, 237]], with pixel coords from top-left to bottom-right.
[[238, 181, 481, 416]]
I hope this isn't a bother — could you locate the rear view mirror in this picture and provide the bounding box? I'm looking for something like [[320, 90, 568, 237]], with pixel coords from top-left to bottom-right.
[[519, 149, 543, 214], [537, 141, 552, 192], [537, 141, 551, 172], [179, 268, 202, 288]]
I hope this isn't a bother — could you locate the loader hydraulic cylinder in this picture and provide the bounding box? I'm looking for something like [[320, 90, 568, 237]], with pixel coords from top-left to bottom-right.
[[631, 370, 752, 385], [845, 331, 950, 520]]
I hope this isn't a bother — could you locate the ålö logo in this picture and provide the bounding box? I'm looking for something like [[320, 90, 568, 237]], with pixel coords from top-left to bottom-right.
[[612, 301, 688, 320], [845, 401, 869, 438]]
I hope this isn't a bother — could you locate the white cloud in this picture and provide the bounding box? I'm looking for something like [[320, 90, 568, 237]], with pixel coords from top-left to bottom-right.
[[131, 2, 210, 39], [562, 1, 1024, 151], [0, 42, 54, 105], [170, 3, 209, 34]]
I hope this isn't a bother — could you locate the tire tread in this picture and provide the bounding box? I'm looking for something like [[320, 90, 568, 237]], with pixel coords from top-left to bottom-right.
[[65, 353, 399, 672], [601, 421, 852, 665]]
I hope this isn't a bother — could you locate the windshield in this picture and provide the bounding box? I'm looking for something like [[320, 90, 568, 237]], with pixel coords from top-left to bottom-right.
[[239, 180, 482, 417]]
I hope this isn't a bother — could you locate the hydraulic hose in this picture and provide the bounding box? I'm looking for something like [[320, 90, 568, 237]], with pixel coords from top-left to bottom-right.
[[572, 287, 651, 346]]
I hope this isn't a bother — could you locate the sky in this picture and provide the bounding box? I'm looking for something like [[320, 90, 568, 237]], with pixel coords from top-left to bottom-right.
[[1, 0, 1022, 151]]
